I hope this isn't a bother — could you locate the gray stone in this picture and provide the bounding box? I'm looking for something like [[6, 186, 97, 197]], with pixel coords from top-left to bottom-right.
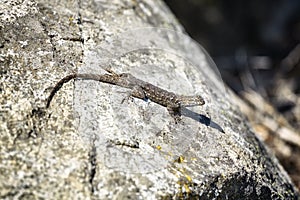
[[0, 0, 299, 199]]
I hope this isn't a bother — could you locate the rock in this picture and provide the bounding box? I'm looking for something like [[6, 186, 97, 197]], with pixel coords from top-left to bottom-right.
[[0, 0, 298, 199]]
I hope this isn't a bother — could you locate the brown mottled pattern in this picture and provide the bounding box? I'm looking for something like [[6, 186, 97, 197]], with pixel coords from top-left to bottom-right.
[[47, 70, 205, 120]]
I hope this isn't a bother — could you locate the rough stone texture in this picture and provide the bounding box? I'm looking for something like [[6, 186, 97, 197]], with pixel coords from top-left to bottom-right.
[[0, 0, 299, 199]]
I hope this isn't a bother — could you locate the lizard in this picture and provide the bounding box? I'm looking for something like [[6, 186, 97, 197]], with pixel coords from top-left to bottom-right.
[[46, 69, 205, 122]]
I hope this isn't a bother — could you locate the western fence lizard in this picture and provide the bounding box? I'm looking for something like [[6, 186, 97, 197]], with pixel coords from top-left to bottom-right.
[[46, 69, 205, 122]]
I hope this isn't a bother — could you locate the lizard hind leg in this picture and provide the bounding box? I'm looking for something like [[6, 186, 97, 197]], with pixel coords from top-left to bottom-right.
[[120, 85, 146, 104], [120, 91, 135, 104]]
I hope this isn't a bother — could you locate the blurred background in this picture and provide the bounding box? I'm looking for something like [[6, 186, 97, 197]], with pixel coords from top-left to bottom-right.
[[164, 0, 300, 190]]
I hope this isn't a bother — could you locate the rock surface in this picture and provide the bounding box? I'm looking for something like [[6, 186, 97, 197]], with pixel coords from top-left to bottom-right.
[[0, 0, 299, 199]]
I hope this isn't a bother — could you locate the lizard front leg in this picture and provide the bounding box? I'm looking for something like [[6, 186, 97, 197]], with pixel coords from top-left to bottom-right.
[[167, 106, 182, 124]]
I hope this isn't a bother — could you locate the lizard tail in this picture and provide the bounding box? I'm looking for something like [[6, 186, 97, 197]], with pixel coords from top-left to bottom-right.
[[46, 74, 77, 108], [46, 73, 117, 108]]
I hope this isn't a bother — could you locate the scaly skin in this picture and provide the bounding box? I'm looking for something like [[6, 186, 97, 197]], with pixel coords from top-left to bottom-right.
[[46, 70, 205, 122]]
